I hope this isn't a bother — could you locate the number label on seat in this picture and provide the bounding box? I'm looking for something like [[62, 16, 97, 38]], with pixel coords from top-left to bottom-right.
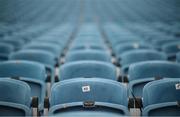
[[175, 83, 180, 90], [82, 85, 90, 92]]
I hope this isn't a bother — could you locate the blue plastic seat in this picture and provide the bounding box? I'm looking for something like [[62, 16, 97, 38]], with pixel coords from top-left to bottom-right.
[[0, 60, 46, 103], [23, 41, 61, 55], [0, 78, 31, 116], [0, 43, 14, 61], [9, 49, 55, 71], [162, 41, 180, 60], [120, 50, 167, 74], [9, 50, 56, 83], [0, 39, 24, 50], [112, 39, 141, 50], [128, 61, 180, 98], [69, 43, 106, 51], [35, 39, 64, 47], [143, 79, 180, 116], [65, 50, 111, 62], [152, 39, 179, 50], [73, 38, 104, 45], [49, 78, 129, 116], [114, 43, 153, 60], [60, 61, 117, 81], [24, 43, 62, 57]]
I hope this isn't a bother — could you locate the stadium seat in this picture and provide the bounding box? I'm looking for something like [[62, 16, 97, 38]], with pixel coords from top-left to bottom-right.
[[65, 50, 111, 62], [120, 50, 167, 74], [0, 78, 33, 116], [23, 43, 62, 65], [73, 37, 104, 45], [0, 39, 24, 50], [24, 43, 62, 58], [69, 43, 106, 51], [9, 50, 56, 79], [60, 61, 117, 81], [0, 61, 46, 103], [162, 41, 180, 60], [114, 42, 153, 60], [143, 78, 180, 116], [152, 38, 179, 50], [112, 39, 141, 50], [35, 38, 65, 47], [128, 61, 180, 98], [48, 78, 129, 116], [0, 43, 14, 61]]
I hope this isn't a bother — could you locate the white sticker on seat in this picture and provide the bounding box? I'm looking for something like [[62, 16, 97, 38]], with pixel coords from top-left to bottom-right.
[[82, 85, 90, 92], [175, 83, 180, 90]]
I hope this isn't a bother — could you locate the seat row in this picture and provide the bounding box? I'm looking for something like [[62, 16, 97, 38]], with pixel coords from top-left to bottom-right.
[[102, 22, 180, 116], [1, 77, 180, 116], [0, 0, 179, 116], [0, 23, 180, 116]]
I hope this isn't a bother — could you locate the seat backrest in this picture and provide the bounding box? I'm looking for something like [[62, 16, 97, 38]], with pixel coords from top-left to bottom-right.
[[121, 50, 167, 66], [162, 41, 180, 54], [129, 61, 180, 81], [24, 43, 61, 56], [70, 44, 106, 51], [113, 39, 141, 48], [0, 43, 14, 54], [152, 39, 179, 49], [73, 38, 104, 44], [0, 78, 31, 116], [0, 39, 24, 50], [66, 50, 111, 62], [50, 78, 127, 106], [115, 42, 152, 55], [143, 79, 180, 107], [60, 61, 116, 80], [0, 60, 46, 81], [33, 39, 64, 45], [0, 78, 31, 106], [9, 50, 56, 68]]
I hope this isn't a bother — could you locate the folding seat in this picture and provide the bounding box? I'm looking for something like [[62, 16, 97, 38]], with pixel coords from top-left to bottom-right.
[[35, 39, 65, 48], [72, 40, 105, 46], [48, 78, 129, 116], [76, 34, 101, 37], [74, 35, 102, 40], [111, 39, 141, 48], [128, 61, 180, 98], [65, 50, 111, 63], [12, 33, 32, 43], [60, 61, 117, 81], [0, 61, 46, 104], [142, 79, 180, 116], [0, 78, 35, 116], [0, 43, 14, 61], [69, 43, 106, 51], [114, 42, 153, 60], [73, 40, 104, 45], [23, 43, 62, 64], [162, 41, 180, 60], [0, 39, 24, 50], [152, 38, 179, 50], [9, 50, 57, 84], [120, 50, 167, 74], [24, 39, 64, 50], [72, 38, 105, 46]]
